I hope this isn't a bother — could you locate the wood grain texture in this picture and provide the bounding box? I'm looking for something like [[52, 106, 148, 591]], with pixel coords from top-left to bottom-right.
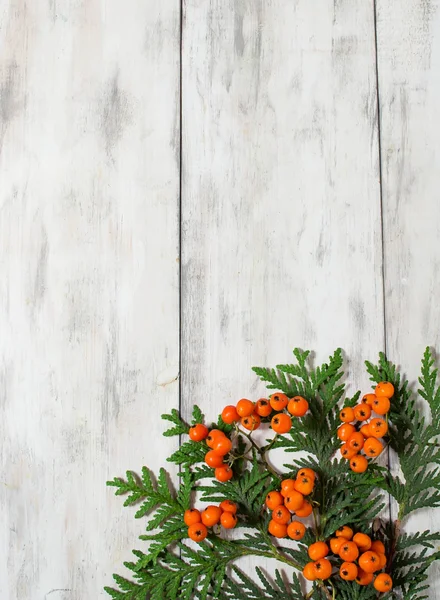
[[376, 0, 440, 593], [0, 1, 180, 597], [181, 0, 383, 575]]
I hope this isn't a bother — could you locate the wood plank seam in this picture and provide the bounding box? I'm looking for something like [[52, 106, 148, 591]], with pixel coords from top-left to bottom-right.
[[373, 0, 392, 529]]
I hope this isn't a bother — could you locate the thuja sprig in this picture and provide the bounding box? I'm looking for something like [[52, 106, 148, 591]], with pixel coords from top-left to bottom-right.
[[105, 348, 440, 600]]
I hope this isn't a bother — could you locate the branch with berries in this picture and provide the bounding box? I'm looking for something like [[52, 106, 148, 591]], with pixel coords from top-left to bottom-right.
[[105, 348, 440, 600]]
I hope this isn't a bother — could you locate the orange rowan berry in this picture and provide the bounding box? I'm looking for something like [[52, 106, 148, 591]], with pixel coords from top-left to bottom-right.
[[280, 479, 296, 497], [336, 525, 353, 539], [347, 431, 366, 452], [294, 476, 314, 496], [255, 398, 272, 417], [297, 468, 316, 481], [358, 551, 381, 573], [375, 381, 394, 398], [214, 465, 233, 482], [353, 532, 372, 551], [369, 417, 388, 438], [189, 424, 209, 442], [374, 573, 393, 592], [314, 558, 332, 580], [184, 508, 202, 526], [205, 450, 224, 468], [271, 413, 292, 434], [188, 522, 208, 542], [337, 423, 356, 441], [340, 407, 355, 423], [212, 436, 232, 456], [363, 437, 384, 457], [330, 537, 345, 554], [269, 392, 289, 411], [295, 500, 313, 517], [266, 491, 284, 510], [220, 500, 237, 514], [220, 511, 237, 529], [356, 568, 374, 586], [303, 562, 317, 581], [371, 540, 386, 555], [340, 443, 358, 460], [360, 423, 372, 437], [272, 505, 291, 525], [350, 454, 369, 473], [284, 491, 304, 512], [372, 396, 391, 415], [362, 393, 376, 406], [287, 396, 309, 417], [353, 403, 372, 421], [221, 405, 240, 424], [206, 429, 226, 449], [201, 505, 222, 527], [241, 414, 261, 431], [287, 521, 306, 540], [308, 541, 329, 561], [268, 519, 287, 538], [236, 399, 254, 417], [338, 540, 359, 562], [340, 562, 358, 581]]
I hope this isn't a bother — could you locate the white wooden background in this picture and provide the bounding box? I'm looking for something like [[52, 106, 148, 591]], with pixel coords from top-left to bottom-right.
[[1, 0, 439, 597]]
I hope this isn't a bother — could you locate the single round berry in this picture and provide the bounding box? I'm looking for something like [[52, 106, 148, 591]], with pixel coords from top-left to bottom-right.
[[363, 437, 384, 457], [189, 423, 209, 442], [308, 541, 329, 561], [338, 540, 359, 562], [214, 465, 233, 482], [372, 396, 391, 415], [236, 398, 254, 417], [374, 573, 393, 592], [255, 398, 272, 417], [271, 413, 292, 434], [266, 491, 284, 510], [358, 551, 381, 573], [205, 450, 224, 468], [268, 519, 287, 538], [350, 454, 369, 473], [375, 381, 394, 398], [184, 508, 202, 526], [287, 521, 306, 540], [206, 429, 226, 449], [280, 479, 296, 498], [241, 413, 261, 431], [287, 396, 309, 417], [220, 511, 237, 529], [340, 561, 358, 581], [295, 500, 313, 517], [369, 417, 388, 438], [337, 423, 356, 441], [294, 475, 314, 496], [362, 393, 376, 405], [220, 500, 237, 514], [188, 522, 208, 542], [221, 405, 240, 424], [272, 505, 291, 525], [269, 392, 289, 411], [356, 568, 374, 586], [212, 436, 233, 456], [339, 407, 355, 423], [347, 431, 366, 452], [353, 403, 372, 421], [353, 532, 372, 551], [302, 562, 317, 581], [314, 558, 332, 580], [336, 526, 354, 540], [284, 491, 304, 512], [201, 505, 222, 527]]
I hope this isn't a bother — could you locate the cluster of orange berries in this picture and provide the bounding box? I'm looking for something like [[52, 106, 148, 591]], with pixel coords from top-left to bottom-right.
[[303, 526, 392, 592], [189, 425, 234, 482], [184, 500, 238, 543], [221, 393, 309, 434], [338, 381, 394, 473], [265, 469, 316, 539]]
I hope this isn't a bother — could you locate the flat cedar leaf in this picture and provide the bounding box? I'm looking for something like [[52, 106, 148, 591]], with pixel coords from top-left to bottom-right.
[[161, 408, 189, 437], [191, 405, 204, 425]]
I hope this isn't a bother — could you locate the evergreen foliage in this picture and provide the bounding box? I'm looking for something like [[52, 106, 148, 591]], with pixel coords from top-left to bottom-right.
[[105, 348, 440, 599]]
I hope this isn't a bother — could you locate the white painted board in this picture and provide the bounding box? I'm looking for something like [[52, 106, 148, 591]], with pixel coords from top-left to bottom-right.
[[0, 1, 180, 597]]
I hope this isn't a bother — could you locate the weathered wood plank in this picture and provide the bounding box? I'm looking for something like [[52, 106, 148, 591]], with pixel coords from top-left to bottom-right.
[[182, 0, 383, 576], [0, 1, 180, 597], [376, 0, 440, 592]]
